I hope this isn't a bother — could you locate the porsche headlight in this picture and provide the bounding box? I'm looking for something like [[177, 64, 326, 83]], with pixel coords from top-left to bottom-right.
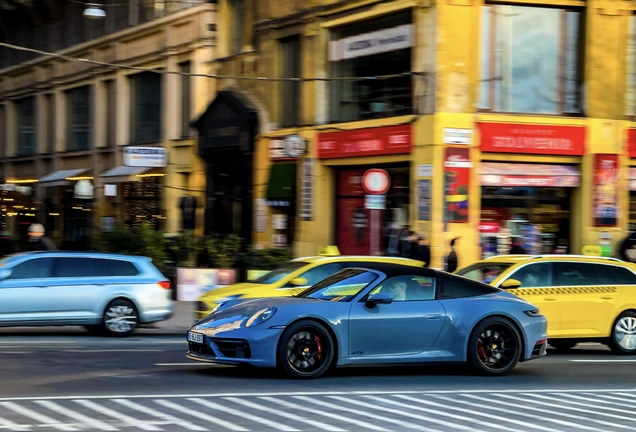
[[245, 307, 277, 328]]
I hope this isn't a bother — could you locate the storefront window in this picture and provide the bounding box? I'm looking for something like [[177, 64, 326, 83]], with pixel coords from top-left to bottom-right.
[[123, 176, 164, 230], [329, 12, 413, 123], [335, 164, 410, 255], [480, 186, 572, 257], [479, 5, 584, 115]]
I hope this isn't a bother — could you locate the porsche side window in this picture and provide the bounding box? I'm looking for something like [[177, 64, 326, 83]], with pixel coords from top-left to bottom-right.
[[371, 275, 436, 302], [505, 263, 552, 288]]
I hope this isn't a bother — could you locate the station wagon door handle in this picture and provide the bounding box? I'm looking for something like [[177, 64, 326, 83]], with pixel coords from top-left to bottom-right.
[[544, 297, 557, 301], [601, 296, 614, 300], [425, 314, 443, 320]]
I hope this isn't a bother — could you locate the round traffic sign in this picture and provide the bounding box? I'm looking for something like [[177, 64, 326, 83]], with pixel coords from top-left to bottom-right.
[[362, 169, 391, 195]]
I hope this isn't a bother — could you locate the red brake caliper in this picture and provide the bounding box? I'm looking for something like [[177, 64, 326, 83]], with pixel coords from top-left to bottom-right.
[[477, 343, 486, 360], [314, 335, 323, 360]]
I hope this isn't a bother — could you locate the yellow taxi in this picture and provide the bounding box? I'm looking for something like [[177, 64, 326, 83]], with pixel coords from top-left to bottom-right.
[[455, 254, 636, 354], [194, 246, 424, 320]]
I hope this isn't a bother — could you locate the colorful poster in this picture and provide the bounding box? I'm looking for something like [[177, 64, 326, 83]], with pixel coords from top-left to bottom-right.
[[176, 268, 237, 301], [593, 154, 619, 227], [444, 147, 471, 223], [418, 179, 431, 221]]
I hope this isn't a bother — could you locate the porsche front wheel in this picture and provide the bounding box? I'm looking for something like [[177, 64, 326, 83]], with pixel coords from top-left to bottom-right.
[[277, 320, 334, 379], [468, 317, 522, 376]]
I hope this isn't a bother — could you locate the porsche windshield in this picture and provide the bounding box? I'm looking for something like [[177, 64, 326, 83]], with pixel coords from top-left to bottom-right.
[[295, 269, 379, 302]]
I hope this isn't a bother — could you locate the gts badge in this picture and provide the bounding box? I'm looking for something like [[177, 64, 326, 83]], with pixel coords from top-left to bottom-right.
[[351, 351, 364, 356]]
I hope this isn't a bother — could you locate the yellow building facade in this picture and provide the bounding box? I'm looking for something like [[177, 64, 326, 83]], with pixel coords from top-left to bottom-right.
[[201, 0, 636, 267]]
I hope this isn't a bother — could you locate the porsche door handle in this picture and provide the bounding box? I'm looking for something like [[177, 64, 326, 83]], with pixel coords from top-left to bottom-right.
[[425, 314, 443, 320]]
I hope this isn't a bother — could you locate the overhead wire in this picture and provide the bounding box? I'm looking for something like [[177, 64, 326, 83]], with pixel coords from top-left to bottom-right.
[[0, 41, 427, 82]]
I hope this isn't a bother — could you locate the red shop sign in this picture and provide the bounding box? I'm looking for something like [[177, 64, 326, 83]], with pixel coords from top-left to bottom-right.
[[478, 122, 586, 156], [317, 125, 412, 159], [627, 129, 636, 158]]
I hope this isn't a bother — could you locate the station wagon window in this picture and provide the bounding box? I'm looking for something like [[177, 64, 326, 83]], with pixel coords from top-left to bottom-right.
[[370, 275, 436, 302], [290, 263, 344, 287], [456, 263, 513, 283], [296, 269, 378, 302], [601, 265, 636, 285], [253, 261, 307, 284], [505, 263, 552, 288], [553, 262, 602, 286], [8, 258, 54, 279], [52, 258, 139, 277]]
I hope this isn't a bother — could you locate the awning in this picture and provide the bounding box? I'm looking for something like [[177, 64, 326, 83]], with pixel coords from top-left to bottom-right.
[[39, 169, 90, 187], [266, 163, 297, 206], [480, 162, 580, 187], [101, 166, 155, 183]]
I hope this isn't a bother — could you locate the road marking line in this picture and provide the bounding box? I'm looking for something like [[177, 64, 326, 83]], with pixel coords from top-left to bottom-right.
[[73, 400, 162, 431], [586, 393, 635, 404], [258, 397, 386, 431], [112, 399, 206, 431], [35, 400, 118, 431], [569, 359, 636, 363], [328, 396, 477, 431], [493, 394, 633, 430], [395, 394, 550, 432], [428, 396, 558, 432], [0, 401, 78, 431], [524, 393, 636, 419], [0, 388, 635, 402], [0, 414, 30, 431], [154, 400, 248, 432], [457, 394, 599, 431], [153, 363, 225, 367], [293, 395, 434, 432], [188, 398, 299, 432], [559, 393, 636, 409], [62, 350, 164, 353]]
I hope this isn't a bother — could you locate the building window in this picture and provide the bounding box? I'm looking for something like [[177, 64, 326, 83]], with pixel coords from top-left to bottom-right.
[[130, 72, 162, 144], [627, 16, 636, 117], [179, 62, 191, 138], [280, 35, 301, 127], [105, 80, 117, 146], [16, 97, 36, 156], [479, 5, 584, 115], [46, 94, 56, 153], [67, 86, 92, 151], [0, 105, 5, 158], [329, 12, 414, 123], [229, 0, 245, 54]]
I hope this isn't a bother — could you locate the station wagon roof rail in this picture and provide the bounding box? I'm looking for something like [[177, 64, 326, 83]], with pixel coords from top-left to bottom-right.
[[485, 254, 623, 262]]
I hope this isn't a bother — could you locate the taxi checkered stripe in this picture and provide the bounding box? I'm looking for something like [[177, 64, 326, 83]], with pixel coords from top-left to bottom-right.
[[513, 286, 618, 296]]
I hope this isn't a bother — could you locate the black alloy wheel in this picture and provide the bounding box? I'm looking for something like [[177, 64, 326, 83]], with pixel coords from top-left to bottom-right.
[[277, 320, 335, 379], [468, 317, 522, 376], [549, 340, 577, 352]]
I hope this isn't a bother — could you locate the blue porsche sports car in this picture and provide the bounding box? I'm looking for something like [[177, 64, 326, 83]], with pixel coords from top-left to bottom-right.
[[187, 263, 548, 379]]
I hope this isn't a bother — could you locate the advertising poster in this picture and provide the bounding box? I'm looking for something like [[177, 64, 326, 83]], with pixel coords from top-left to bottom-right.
[[177, 268, 237, 301], [593, 154, 619, 227], [418, 179, 431, 221], [443, 147, 472, 223]]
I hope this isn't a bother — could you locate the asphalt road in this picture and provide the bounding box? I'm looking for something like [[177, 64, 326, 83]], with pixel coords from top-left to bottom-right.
[[1, 331, 636, 431]]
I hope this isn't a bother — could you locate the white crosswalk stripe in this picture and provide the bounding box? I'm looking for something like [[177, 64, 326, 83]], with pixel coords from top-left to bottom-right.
[[0, 390, 633, 431]]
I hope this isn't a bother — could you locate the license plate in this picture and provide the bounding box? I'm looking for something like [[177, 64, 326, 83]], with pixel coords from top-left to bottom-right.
[[188, 332, 203, 344]]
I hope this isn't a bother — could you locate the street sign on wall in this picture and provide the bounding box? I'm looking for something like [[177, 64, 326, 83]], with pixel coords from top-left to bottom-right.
[[362, 169, 391, 195], [123, 146, 168, 168]]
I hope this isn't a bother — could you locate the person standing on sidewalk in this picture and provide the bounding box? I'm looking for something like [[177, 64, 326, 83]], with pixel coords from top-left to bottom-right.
[[416, 235, 431, 267], [27, 223, 57, 251], [445, 238, 458, 273]]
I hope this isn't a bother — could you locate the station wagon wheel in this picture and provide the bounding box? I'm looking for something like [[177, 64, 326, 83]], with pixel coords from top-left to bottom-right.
[[101, 299, 138, 337], [609, 311, 636, 355], [277, 320, 334, 379], [468, 317, 522, 376]]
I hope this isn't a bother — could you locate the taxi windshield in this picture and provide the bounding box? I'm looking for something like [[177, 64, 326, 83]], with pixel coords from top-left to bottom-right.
[[456, 262, 513, 284], [295, 269, 379, 302], [253, 261, 308, 284]]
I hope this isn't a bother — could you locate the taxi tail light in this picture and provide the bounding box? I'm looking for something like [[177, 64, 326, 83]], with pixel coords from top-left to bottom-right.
[[158, 281, 171, 290]]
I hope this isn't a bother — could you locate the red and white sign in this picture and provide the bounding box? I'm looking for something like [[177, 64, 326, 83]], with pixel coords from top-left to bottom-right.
[[627, 129, 636, 158], [478, 122, 586, 156], [362, 169, 390, 195], [317, 125, 412, 159], [480, 175, 580, 188], [479, 222, 501, 233]]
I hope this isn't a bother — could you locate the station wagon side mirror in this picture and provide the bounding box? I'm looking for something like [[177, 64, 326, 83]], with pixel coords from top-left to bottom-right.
[[500, 279, 522, 290], [0, 269, 11, 280], [290, 277, 308, 287], [365, 292, 393, 308]]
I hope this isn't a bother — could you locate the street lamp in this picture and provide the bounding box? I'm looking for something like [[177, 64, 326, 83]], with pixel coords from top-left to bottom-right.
[[83, 3, 106, 19]]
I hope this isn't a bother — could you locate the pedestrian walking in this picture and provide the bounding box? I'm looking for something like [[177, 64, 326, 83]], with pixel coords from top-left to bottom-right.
[[27, 223, 57, 251], [445, 238, 458, 273], [416, 235, 431, 267]]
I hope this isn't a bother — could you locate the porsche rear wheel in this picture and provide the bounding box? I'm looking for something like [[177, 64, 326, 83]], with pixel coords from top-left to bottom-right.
[[468, 317, 522, 376], [277, 320, 334, 379]]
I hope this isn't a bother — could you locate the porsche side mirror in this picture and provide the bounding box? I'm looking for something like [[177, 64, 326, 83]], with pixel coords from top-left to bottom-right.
[[500, 279, 522, 290], [290, 277, 308, 287], [0, 269, 11, 280], [365, 292, 393, 308]]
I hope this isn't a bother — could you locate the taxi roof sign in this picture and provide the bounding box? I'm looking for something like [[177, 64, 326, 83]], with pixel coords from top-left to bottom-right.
[[317, 245, 340, 257]]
